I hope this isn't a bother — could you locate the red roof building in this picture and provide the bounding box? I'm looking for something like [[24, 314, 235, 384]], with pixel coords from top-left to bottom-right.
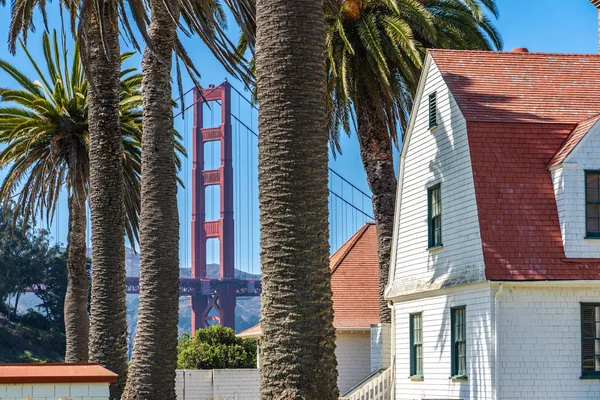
[[428, 49, 600, 281], [387, 48, 600, 400], [238, 222, 380, 337]]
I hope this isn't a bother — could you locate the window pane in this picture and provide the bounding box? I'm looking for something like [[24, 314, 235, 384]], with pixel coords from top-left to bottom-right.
[[587, 173, 599, 202], [416, 345, 423, 374], [587, 205, 600, 234], [582, 340, 600, 372], [583, 306, 597, 338], [458, 343, 466, 374]]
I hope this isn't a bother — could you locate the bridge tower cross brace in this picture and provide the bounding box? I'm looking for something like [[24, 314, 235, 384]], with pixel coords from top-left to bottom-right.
[[191, 81, 236, 332]]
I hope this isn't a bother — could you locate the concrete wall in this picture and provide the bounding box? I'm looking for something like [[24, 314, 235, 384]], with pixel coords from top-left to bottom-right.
[[0, 383, 109, 400], [551, 121, 600, 258], [393, 283, 494, 400], [388, 58, 485, 298], [175, 369, 259, 400], [498, 284, 600, 399]]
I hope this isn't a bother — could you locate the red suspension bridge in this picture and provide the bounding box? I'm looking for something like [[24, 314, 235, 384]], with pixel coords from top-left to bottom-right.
[[125, 81, 373, 332]]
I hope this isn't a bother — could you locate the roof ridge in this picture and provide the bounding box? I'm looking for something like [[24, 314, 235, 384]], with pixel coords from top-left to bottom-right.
[[547, 113, 600, 168], [428, 49, 600, 57], [330, 223, 373, 275]]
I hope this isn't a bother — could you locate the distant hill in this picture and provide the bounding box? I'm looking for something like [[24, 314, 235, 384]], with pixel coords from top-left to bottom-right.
[[0, 314, 65, 363]]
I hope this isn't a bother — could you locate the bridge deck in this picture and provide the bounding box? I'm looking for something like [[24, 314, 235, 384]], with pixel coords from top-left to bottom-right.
[[125, 277, 261, 297]]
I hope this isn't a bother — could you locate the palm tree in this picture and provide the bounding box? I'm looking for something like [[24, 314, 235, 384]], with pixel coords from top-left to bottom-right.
[[123, 0, 255, 396], [121, 0, 181, 398], [255, 0, 338, 397], [0, 31, 144, 362], [326, 0, 502, 323], [3, 1, 251, 396]]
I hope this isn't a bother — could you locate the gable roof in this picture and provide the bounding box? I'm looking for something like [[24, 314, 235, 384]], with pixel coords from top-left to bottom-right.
[[548, 114, 600, 168], [429, 50, 600, 124], [238, 223, 380, 337], [427, 50, 600, 281]]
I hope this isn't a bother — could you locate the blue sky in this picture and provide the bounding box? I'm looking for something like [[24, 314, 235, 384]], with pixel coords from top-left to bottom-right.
[[0, 0, 598, 274]]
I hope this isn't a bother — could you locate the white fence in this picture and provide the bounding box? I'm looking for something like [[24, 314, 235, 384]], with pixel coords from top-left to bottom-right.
[[175, 369, 259, 400], [339, 367, 392, 400]]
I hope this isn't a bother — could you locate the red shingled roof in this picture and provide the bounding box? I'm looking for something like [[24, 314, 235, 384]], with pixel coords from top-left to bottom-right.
[[0, 363, 117, 384], [429, 50, 600, 281], [238, 223, 380, 337], [429, 50, 600, 124], [548, 114, 600, 168], [330, 223, 380, 328]]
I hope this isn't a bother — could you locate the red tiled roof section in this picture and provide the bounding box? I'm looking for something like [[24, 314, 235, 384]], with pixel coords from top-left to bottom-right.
[[548, 114, 600, 167], [0, 363, 118, 384], [467, 122, 600, 280], [237, 223, 380, 336], [330, 223, 380, 329], [237, 322, 262, 338], [429, 50, 600, 124]]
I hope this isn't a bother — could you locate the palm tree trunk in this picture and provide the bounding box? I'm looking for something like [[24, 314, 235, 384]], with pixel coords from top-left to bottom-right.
[[355, 98, 396, 324], [83, 10, 128, 399], [64, 175, 89, 362], [255, 0, 338, 397], [121, 1, 180, 398]]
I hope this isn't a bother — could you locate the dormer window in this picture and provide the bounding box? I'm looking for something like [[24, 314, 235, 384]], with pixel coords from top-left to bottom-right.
[[586, 171, 600, 238], [428, 92, 438, 129]]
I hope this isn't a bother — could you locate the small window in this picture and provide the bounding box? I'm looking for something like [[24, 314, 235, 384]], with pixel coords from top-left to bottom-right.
[[428, 184, 442, 248], [451, 307, 467, 378], [582, 304, 600, 378], [410, 313, 423, 377], [586, 171, 600, 238], [429, 92, 438, 129]]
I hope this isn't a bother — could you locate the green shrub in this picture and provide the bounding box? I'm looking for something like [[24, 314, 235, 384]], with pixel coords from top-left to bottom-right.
[[177, 325, 257, 369]]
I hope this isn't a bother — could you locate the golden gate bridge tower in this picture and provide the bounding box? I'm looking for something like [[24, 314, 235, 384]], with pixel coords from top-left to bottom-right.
[[125, 80, 374, 334], [191, 81, 237, 330]]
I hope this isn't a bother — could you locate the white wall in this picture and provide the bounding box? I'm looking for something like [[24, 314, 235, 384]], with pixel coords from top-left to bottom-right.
[[388, 59, 485, 298], [551, 122, 600, 258], [0, 382, 109, 400], [371, 323, 392, 372], [393, 283, 494, 400], [175, 369, 259, 400], [498, 284, 600, 399], [336, 330, 372, 395]]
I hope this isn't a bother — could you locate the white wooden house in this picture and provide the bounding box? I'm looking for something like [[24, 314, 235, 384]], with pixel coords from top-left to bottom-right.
[[385, 49, 600, 400]]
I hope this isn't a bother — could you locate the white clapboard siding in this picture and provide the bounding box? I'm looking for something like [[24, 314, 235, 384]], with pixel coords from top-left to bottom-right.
[[389, 59, 485, 298]]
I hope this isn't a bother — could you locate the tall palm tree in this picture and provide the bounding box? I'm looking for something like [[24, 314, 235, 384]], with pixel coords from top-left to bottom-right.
[[326, 0, 502, 322], [121, 0, 181, 398], [255, 0, 338, 397], [78, 6, 130, 397], [123, 0, 255, 396], [4, 1, 251, 396], [0, 31, 144, 362]]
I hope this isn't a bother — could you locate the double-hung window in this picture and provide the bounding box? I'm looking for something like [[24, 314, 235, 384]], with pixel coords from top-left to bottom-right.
[[586, 171, 600, 238], [582, 303, 600, 378], [451, 307, 467, 378], [428, 184, 442, 248], [410, 313, 423, 377]]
